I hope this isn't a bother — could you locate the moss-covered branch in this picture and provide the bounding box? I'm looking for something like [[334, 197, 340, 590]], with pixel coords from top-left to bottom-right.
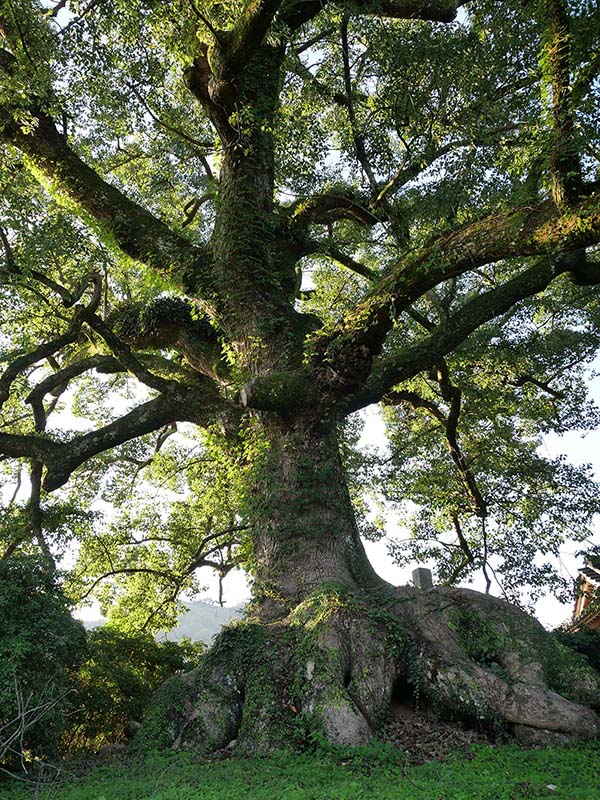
[[281, 0, 460, 30], [0, 50, 214, 300], [540, 0, 582, 206], [110, 297, 230, 382], [344, 257, 568, 410], [0, 382, 228, 491], [319, 185, 600, 366], [280, 188, 380, 232], [211, 0, 284, 81]]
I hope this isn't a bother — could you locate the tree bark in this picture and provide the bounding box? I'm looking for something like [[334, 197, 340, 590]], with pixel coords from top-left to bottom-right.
[[135, 581, 600, 755], [247, 415, 387, 617]]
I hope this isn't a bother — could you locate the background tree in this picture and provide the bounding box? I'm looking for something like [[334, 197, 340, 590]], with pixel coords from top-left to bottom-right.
[[1, 0, 600, 750]]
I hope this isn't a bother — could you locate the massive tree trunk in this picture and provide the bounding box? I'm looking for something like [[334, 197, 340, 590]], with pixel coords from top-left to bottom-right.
[[248, 416, 387, 618]]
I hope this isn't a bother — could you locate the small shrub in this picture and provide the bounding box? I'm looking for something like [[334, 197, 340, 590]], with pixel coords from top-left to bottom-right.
[[65, 628, 204, 753], [553, 628, 600, 675]]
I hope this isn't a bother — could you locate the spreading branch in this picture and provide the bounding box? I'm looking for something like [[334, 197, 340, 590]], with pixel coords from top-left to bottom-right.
[[281, 0, 460, 31], [25, 355, 123, 431], [300, 239, 376, 281], [210, 0, 284, 81], [0, 53, 214, 300], [540, 0, 582, 207], [318, 185, 600, 369], [281, 189, 380, 232], [0, 381, 228, 492], [0, 310, 84, 410], [347, 257, 564, 410], [383, 361, 487, 519]]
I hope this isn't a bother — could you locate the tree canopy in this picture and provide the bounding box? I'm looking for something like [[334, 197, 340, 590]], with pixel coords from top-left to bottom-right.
[[1, 0, 600, 628]]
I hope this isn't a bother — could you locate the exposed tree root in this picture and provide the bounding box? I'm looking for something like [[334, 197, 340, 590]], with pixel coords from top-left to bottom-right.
[[134, 586, 600, 755]]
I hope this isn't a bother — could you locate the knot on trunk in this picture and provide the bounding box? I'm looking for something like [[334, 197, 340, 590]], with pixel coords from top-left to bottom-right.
[[316, 340, 373, 398]]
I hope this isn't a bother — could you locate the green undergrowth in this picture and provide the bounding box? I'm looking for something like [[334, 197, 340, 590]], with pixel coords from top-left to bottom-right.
[[3, 742, 599, 800]]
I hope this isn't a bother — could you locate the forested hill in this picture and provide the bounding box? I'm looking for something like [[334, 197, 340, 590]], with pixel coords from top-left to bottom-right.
[[83, 601, 242, 645]]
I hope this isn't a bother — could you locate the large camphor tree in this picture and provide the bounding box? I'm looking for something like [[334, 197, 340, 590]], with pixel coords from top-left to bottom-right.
[[2, 0, 600, 750]]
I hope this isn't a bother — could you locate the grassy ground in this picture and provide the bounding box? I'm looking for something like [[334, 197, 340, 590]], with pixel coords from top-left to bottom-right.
[[2, 742, 599, 800]]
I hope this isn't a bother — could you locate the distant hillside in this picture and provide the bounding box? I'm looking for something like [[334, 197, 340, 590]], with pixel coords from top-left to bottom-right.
[[160, 601, 242, 644], [82, 600, 243, 645]]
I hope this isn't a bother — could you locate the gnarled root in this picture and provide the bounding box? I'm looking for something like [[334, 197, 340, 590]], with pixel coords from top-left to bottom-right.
[[134, 586, 600, 754]]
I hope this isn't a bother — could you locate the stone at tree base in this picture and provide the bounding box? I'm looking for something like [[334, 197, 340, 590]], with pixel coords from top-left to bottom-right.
[[319, 701, 371, 746], [412, 567, 433, 590], [393, 586, 600, 743], [134, 585, 600, 756]]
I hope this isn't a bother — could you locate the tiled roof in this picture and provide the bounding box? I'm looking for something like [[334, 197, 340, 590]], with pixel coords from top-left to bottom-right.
[[581, 566, 600, 582]]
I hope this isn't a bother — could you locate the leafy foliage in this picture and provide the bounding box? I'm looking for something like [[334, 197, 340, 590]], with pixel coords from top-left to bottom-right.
[[381, 288, 600, 604], [554, 627, 600, 675], [65, 628, 204, 753], [0, 555, 85, 767]]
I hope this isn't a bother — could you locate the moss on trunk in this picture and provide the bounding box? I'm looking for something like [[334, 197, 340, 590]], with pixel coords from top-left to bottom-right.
[[135, 584, 600, 755]]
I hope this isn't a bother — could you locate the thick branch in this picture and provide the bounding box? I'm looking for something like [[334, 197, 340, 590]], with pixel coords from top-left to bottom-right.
[[243, 249, 596, 413], [212, 0, 283, 80], [0, 58, 213, 298], [346, 257, 565, 410], [43, 384, 222, 491], [281, 0, 459, 30], [0, 382, 227, 491], [319, 186, 600, 366], [281, 189, 380, 232], [185, 46, 237, 145], [540, 0, 582, 206], [110, 296, 229, 381], [0, 431, 62, 463]]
